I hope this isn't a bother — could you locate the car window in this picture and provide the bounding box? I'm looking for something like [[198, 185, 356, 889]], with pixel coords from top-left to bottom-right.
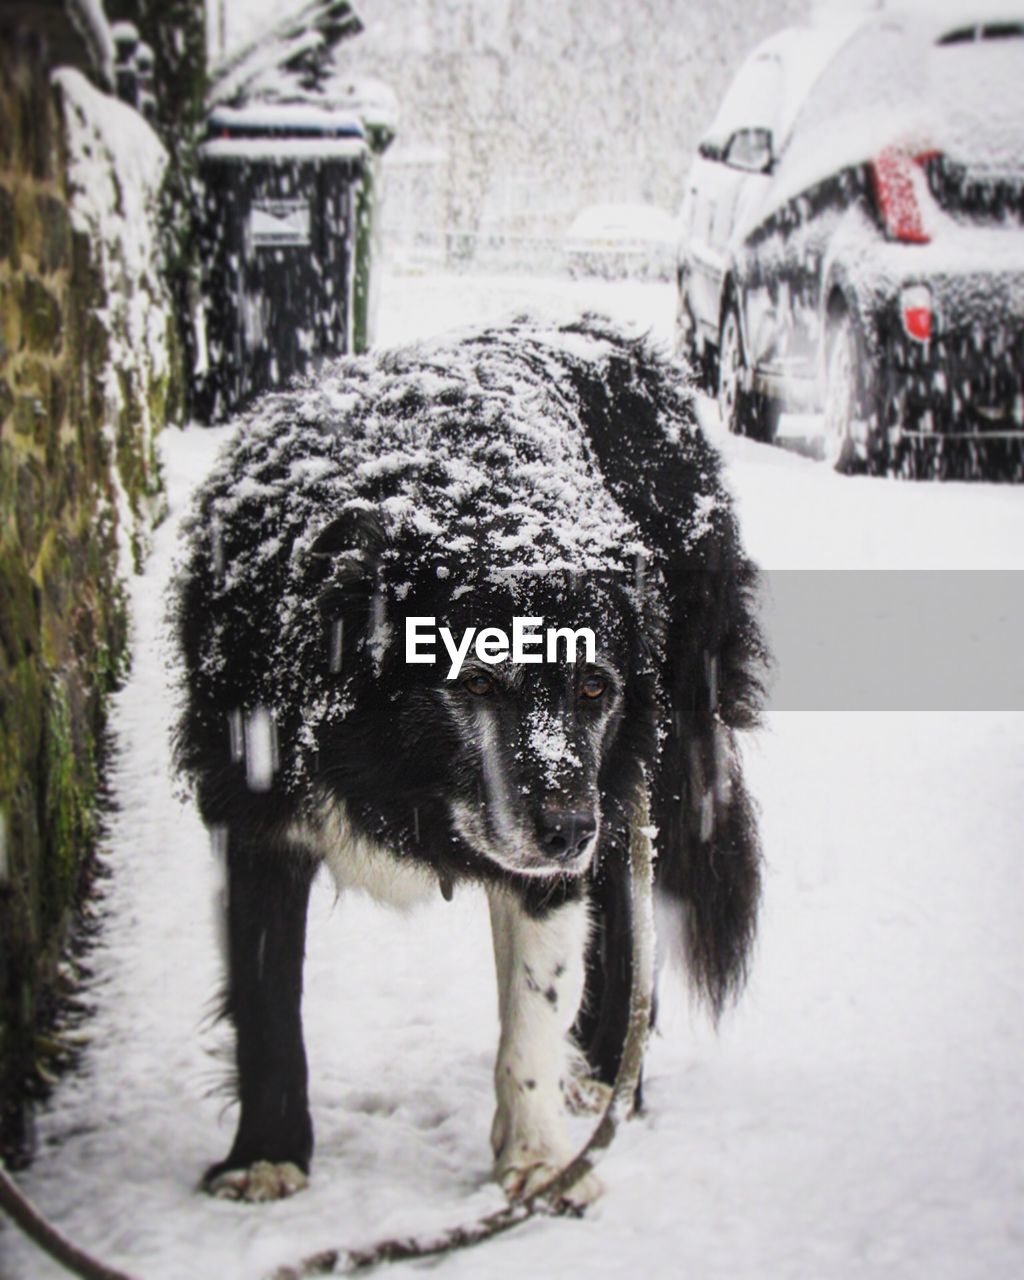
[[938, 22, 1024, 45], [930, 25, 1024, 171], [724, 128, 773, 173]]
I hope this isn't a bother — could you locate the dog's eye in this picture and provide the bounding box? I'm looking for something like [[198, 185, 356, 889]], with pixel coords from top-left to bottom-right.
[[463, 674, 495, 696], [580, 676, 607, 700]]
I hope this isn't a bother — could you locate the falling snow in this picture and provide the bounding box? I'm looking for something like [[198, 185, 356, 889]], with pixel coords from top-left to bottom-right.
[[5, 268, 1024, 1280]]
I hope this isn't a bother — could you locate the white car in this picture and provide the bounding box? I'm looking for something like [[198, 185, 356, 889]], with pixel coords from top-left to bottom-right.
[[675, 4, 1024, 478], [565, 203, 676, 280]]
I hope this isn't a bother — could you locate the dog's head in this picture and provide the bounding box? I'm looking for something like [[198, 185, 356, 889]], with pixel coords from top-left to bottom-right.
[[309, 512, 650, 880], [417, 575, 634, 878], [442, 604, 630, 880]]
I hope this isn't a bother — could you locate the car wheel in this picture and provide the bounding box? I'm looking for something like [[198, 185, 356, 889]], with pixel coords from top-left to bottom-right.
[[821, 315, 861, 472], [718, 303, 777, 442], [674, 273, 712, 390], [752, 391, 781, 445], [718, 305, 745, 434]]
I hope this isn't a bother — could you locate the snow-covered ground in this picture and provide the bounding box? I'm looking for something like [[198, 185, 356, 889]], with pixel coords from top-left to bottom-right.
[[3, 270, 1024, 1280]]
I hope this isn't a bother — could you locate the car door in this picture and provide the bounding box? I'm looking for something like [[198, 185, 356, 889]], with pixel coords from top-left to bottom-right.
[[684, 47, 784, 346], [685, 144, 739, 340]]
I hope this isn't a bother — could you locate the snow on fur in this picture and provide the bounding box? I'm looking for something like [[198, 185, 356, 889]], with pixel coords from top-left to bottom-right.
[[175, 316, 725, 796]]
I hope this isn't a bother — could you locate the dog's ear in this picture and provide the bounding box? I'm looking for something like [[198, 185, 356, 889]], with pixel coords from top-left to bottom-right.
[[309, 507, 387, 563], [308, 508, 389, 673]]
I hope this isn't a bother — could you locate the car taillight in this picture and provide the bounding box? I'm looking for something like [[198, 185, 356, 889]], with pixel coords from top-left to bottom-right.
[[900, 284, 932, 343], [870, 148, 935, 244]]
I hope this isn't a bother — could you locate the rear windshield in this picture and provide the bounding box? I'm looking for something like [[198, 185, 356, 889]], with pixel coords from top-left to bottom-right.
[[937, 23, 1024, 45], [927, 25, 1024, 223], [930, 26, 1024, 169]]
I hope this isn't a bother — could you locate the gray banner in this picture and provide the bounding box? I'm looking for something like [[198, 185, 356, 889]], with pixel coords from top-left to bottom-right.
[[761, 571, 1024, 711]]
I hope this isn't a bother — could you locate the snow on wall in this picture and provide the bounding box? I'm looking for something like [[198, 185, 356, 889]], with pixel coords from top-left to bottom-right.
[[53, 67, 172, 575], [66, 0, 116, 89]]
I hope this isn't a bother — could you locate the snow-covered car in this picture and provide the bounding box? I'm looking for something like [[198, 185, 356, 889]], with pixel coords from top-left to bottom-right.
[[675, 5, 1024, 476], [565, 203, 676, 280]]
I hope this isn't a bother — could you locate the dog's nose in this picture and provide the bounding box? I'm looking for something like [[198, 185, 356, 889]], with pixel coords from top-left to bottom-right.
[[538, 810, 596, 860]]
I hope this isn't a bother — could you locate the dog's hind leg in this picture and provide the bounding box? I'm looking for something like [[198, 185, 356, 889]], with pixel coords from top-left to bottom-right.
[[204, 832, 317, 1202], [486, 887, 601, 1206]]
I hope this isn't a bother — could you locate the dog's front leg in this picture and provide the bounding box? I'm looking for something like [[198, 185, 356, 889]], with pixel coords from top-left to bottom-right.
[[204, 832, 317, 1202], [487, 887, 600, 1205]]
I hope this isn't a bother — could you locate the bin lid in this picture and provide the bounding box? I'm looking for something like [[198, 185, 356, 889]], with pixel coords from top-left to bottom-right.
[[316, 76, 398, 153], [201, 102, 368, 162]]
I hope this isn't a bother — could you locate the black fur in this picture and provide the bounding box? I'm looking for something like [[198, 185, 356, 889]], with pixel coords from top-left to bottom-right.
[[173, 316, 767, 1183]]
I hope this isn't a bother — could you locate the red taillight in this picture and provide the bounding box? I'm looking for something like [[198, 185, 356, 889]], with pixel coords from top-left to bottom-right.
[[901, 284, 933, 344], [870, 147, 932, 245], [903, 307, 932, 342]]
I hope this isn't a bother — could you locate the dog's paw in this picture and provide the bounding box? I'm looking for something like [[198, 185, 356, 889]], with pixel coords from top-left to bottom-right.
[[564, 1076, 613, 1117], [204, 1160, 309, 1203], [499, 1162, 604, 1208]]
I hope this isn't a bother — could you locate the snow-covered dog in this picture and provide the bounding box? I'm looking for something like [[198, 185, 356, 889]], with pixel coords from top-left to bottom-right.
[[173, 317, 766, 1204]]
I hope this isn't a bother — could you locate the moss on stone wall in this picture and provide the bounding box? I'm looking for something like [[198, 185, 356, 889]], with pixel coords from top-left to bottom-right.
[[0, 25, 179, 1162], [108, 0, 207, 422]]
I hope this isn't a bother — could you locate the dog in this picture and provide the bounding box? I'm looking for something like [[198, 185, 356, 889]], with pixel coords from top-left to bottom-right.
[[173, 316, 766, 1205]]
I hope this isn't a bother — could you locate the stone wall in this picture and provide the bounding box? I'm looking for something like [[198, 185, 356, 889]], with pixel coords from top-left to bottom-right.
[[108, 0, 208, 411], [0, 24, 180, 1160]]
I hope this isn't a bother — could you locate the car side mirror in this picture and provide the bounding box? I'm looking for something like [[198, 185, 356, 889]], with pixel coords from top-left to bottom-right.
[[724, 128, 774, 174], [698, 139, 725, 163]]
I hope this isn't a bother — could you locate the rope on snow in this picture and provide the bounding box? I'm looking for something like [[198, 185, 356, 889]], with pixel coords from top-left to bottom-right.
[[0, 1161, 139, 1280], [0, 807, 656, 1280]]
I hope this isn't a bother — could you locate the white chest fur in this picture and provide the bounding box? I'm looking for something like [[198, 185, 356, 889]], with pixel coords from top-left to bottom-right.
[[291, 797, 438, 910]]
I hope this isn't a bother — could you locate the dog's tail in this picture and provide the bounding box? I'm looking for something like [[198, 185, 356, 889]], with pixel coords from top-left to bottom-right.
[[651, 556, 766, 1019]]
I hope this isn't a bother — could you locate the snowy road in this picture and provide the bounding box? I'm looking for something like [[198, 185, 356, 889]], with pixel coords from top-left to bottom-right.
[[3, 270, 1024, 1280]]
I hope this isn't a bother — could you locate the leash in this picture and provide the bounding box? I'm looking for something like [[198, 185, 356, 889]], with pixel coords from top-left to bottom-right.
[[0, 814, 656, 1280], [271, 810, 657, 1278], [0, 1162, 138, 1280]]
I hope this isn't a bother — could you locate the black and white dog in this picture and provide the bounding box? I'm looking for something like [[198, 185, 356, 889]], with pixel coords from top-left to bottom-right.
[[173, 317, 765, 1205]]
